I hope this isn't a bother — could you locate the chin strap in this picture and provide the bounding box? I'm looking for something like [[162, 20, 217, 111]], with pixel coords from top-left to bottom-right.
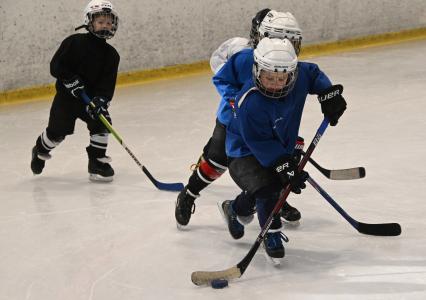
[[75, 24, 87, 31]]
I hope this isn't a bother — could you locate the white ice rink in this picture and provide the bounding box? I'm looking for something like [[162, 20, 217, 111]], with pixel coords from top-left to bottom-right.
[[1, 40, 426, 300]]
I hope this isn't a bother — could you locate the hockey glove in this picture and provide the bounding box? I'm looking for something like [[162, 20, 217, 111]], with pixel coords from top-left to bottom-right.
[[318, 84, 347, 126], [63, 75, 86, 99], [274, 156, 308, 194], [86, 96, 110, 120]]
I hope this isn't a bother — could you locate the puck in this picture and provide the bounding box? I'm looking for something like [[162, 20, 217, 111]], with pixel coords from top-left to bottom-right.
[[211, 279, 228, 289]]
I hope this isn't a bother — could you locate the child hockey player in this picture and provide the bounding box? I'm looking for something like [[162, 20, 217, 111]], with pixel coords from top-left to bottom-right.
[[30, 0, 120, 182], [221, 37, 346, 261], [175, 9, 303, 227]]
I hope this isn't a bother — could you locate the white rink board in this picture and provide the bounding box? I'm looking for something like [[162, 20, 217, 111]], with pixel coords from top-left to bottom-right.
[[1, 0, 426, 91]]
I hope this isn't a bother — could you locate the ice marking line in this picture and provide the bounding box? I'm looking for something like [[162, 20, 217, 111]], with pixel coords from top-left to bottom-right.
[[25, 281, 36, 300], [345, 270, 426, 278], [89, 267, 118, 300]]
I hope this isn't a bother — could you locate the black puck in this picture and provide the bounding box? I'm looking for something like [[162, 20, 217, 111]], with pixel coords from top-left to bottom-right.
[[211, 279, 228, 289]]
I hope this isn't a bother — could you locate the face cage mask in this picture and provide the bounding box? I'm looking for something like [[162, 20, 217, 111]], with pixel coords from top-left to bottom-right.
[[291, 39, 302, 56], [253, 65, 299, 99], [88, 12, 118, 39]]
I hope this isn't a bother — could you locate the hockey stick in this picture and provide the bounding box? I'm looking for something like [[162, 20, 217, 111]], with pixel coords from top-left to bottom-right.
[[81, 92, 184, 192], [303, 151, 366, 180], [191, 118, 329, 286], [307, 176, 401, 236]]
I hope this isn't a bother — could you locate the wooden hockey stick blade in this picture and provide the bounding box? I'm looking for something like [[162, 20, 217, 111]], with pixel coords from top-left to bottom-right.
[[303, 152, 366, 180], [329, 167, 366, 180], [191, 266, 241, 286], [357, 222, 401, 236]]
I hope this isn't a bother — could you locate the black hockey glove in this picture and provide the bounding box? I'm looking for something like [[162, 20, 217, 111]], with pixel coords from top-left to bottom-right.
[[273, 156, 308, 194], [318, 84, 347, 126], [86, 96, 110, 120], [62, 75, 86, 99]]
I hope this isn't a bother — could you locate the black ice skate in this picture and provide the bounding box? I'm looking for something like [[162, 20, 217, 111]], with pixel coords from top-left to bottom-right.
[[175, 187, 198, 228], [31, 146, 51, 175], [88, 156, 114, 182], [263, 229, 289, 265], [280, 201, 301, 224], [218, 200, 244, 239]]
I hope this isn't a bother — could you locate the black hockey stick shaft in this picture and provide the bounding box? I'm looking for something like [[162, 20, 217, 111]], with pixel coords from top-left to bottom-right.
[[303, 151, 366, 180], [307, 176, 401, 236], [81, 92, 184, 192], [191, 118, 330, 285]]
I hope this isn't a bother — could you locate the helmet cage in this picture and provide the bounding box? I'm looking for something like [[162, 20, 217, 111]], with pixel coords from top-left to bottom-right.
[[86, 10, 118, 39], [253, 64, 298, 98], [84, 1, 119, 39], [259, 28, 302, 55], [253, 38, 298, 99]]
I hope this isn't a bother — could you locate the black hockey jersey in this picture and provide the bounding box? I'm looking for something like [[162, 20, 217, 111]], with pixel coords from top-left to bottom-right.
[[50, 33, 120, 101]]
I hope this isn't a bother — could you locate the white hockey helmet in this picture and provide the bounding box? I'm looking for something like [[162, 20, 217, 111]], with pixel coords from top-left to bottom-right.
[[83, 0, 119, 39], [258, 11, 302, 55], [253, 37, 298, 98]]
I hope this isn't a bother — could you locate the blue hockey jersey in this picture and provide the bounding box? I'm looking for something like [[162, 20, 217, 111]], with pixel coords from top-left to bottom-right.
[[213, 48, 254, 126], [226, 62, 332, 167]]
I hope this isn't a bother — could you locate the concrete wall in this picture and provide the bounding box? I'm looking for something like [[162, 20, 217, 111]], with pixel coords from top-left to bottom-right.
[[1, 0, 426, 92]]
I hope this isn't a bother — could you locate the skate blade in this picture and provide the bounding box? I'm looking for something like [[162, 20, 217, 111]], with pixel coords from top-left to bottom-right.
[[266, 254, 282, 266], [262, 245, 283, 266], [217, 201, 228, 224], [89, 174, 113, 182], [176, 222, 190, 231]]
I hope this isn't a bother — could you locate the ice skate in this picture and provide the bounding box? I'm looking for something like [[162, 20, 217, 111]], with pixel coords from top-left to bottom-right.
[[31, 146, 51, 175], [263, 228, 289, 265], [280, 201, 301, 226], [175, 187, 197, 228], [218, 200, 244, 239], [88, 156, 114, 182]]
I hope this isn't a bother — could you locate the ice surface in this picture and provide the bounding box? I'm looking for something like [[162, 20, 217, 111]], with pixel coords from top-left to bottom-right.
[[0, 40, 425, 300]]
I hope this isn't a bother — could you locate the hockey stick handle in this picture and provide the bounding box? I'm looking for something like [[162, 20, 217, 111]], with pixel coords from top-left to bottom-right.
[[80, 93, 123, 143], [237, 118, 329, 274]]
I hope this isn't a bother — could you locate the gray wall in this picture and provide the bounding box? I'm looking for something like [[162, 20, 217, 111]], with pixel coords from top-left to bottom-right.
[[1, 0, 426, 92]]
